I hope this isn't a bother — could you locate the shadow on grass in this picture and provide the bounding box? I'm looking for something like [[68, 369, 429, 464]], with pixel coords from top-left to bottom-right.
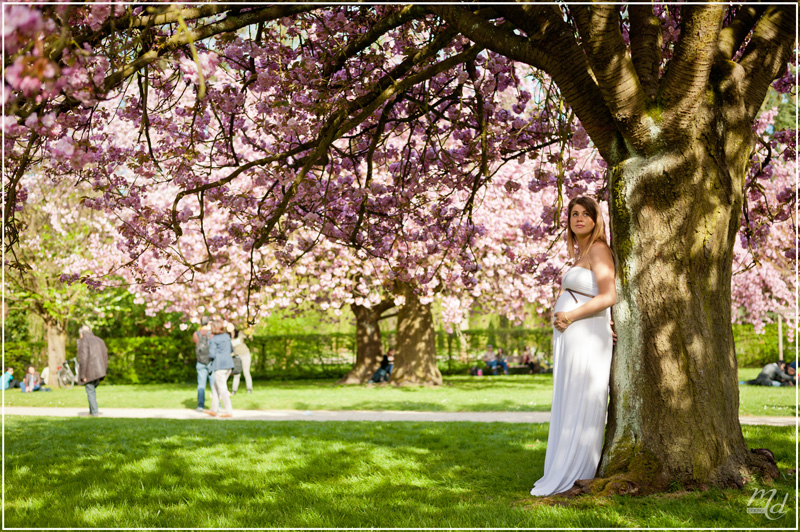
[[4, 418, 795, 528], [7, 418, 545, 528]]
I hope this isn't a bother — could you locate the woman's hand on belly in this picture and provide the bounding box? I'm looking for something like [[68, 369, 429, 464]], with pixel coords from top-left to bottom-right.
[[553, 311, 571, 332]]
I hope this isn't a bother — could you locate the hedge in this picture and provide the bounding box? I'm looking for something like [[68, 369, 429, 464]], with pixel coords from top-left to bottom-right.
[[733, 322, 797, 368], [3, 337, 195, 384], [3, 324, 793, 383]]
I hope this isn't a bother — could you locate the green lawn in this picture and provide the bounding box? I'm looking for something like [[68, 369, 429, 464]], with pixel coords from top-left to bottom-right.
[[5, 370, 796, 417], [3, 417, 795, 528]]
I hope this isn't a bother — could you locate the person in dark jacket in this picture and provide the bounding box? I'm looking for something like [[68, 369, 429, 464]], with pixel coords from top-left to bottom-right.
[[77, 325, 108, 416], [205, 320, 235, 418], [369, 348, 395, 383], [743, 361, 796, 387]]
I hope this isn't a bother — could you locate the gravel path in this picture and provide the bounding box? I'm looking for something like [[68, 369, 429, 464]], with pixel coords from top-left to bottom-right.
[[3, 407, 796, 425]]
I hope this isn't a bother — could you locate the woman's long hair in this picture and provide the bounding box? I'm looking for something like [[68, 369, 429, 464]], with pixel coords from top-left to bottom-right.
[[565, 196, 609, 261], [211, 320, 228, 335]]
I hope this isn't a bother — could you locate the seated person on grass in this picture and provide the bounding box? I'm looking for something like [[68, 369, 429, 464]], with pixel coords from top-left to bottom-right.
[[369, 349, 395, 383], [482, 345, 496, 374], [494, 347, 509, 375], [2, 367, 17, 390], [20, 365, 51, 392], [742, 361, 795, 387]]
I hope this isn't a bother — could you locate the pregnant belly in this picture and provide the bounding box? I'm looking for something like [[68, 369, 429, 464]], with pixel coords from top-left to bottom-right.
[[554, 291, 589, 314]]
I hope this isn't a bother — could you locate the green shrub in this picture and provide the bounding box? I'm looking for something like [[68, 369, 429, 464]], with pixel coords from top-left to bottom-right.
[[104, 337, 195, 384], [5, 323, 791, 384], [247, 333, 355, 380], [734, 322, 797, 368], [3, 337, 194, 384], [3, 342, 47, 372]]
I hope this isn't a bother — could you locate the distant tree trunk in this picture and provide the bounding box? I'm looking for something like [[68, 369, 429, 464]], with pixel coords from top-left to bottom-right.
[[45, 321, 66, 389], [338, 300, 394, 384], [597, 133, 779, 494], [392, 282, 443, 386]]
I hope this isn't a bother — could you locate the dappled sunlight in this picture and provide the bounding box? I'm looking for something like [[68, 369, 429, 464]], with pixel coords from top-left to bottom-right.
[[4, 417, 795, 527]]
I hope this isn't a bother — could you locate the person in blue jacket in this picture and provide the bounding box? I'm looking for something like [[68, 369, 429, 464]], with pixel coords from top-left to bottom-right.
[[2, 367, 17, 390], [204, 320, 235, 418]]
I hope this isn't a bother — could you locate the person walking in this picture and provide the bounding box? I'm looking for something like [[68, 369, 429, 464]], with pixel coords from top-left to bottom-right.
[[192, 316, 213, 412], [530, 196, 616, 496], [205, 320, 234, 418], [230, 327, 253, 395], [77, 325, 109, 417]]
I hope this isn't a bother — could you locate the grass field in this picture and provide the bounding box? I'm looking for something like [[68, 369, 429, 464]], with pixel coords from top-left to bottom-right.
[[3, 417, 796, 528], [4, 369, 797, 417]]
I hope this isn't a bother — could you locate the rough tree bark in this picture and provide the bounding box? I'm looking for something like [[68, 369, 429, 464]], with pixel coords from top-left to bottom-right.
[[45, 321, 67, 389], [598, 141, 776, 495], [338, 300, 395, 384], [391, 282, 443, 386]]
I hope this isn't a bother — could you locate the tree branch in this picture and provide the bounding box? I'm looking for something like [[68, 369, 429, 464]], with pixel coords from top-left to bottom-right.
[[628, 5, 663, 100], [571, 5, 651, 153], [717, 6, 767, 61], [659, 5, 725, 137], [737, 6, 795, 122], [102, 5, 318, 92], [322, 5, 428, 81], [169, 144, 310, 237], [431, 5, 624, 163], [350, 96, 400, 246]]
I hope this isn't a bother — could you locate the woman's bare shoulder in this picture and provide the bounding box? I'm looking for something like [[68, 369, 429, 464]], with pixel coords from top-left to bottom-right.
[[588, 241, 614, 262]]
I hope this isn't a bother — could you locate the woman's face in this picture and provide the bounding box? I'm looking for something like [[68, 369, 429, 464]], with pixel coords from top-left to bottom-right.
[[570, 204, 596, 239]]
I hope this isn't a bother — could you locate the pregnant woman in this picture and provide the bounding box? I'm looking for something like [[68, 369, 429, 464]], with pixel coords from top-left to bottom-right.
[[531, 196, 616, 496]]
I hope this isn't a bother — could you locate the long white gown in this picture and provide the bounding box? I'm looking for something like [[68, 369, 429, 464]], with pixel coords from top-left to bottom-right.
[[530, 266, 613, 496]]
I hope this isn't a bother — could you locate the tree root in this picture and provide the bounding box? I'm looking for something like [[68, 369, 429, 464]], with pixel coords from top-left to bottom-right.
[[532, 447, 781, 503], [746, 448, 780, 482]]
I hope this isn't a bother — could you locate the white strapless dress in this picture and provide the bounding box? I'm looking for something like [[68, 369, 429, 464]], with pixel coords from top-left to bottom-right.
[[530, 266, 613, 496]]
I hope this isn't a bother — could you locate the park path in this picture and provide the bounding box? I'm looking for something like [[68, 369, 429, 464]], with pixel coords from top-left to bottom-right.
[[2, 407, 796, 425]]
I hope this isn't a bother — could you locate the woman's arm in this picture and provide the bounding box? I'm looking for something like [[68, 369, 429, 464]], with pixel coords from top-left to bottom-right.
[[555, 243, 616, 330]]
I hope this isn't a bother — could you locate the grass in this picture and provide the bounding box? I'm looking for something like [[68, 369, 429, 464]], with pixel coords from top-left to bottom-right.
[[3, 417, 796, 528], [4, 370, 796, 417]]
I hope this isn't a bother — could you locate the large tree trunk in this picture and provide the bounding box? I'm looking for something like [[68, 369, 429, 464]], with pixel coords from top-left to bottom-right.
[[46, 321, 67, 389], [338, 302, 391, 384], [391, 282, 443, 386], [597, 118, 778, 494]]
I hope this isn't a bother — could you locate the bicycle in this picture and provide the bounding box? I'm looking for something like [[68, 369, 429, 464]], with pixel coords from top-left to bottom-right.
[[56, 358, 79, 389]]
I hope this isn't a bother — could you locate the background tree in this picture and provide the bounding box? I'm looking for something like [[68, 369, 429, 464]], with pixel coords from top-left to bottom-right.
[[6, 173, 126, 386]]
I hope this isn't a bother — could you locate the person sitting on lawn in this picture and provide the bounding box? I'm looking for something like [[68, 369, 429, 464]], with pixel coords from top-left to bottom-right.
[[483, 345, 508, 375], [369, 348, 395, 383], [494, 347, 509, 375], [482, 345, 498, 374], [742, 361, 795, 387], [20, 365, 50, 392], [2, 367, 17, 390], [523, 347, 540, 374]]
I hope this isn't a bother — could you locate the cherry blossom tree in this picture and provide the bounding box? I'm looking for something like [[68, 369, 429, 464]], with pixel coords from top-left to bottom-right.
[[732, 108, 796, 336], [5, 172, 127, 386]]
